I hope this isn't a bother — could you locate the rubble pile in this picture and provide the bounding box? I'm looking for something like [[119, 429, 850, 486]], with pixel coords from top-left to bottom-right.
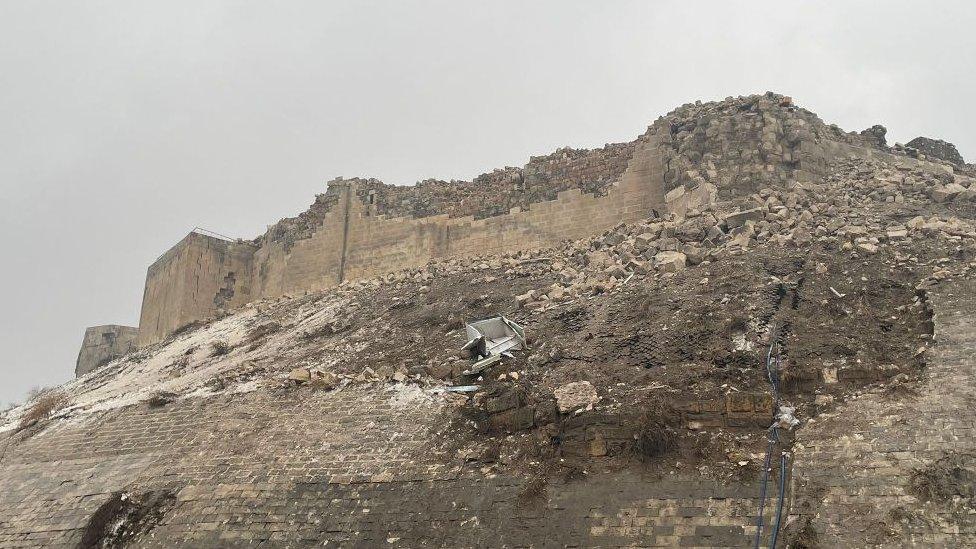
[[646, 92, 894, 201], [256, 141, 637, 248], [353, 142, 637, 221], [7, 89, 976, 547], [494, 158, 976, 312], [906, 136, 968, 166]]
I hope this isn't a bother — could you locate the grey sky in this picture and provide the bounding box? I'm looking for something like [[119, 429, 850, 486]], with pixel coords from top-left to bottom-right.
[[1, 1, 974, 406]]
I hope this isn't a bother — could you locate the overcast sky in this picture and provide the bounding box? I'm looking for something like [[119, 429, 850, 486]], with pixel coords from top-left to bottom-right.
[[1, 1, 974, 406]]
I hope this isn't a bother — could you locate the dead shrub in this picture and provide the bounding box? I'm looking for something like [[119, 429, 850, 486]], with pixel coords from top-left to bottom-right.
[[632, 400, 679, 460], [445, 314, 466, 332], [169, 320, 204, 339], [300, 321, 349, 340], [727, 315, 749, 334], [778, 367, 811, 394], [882, 373, 921, 400], [169, 356, 189, 371], [209, 340, 231, 357], [910, 452, 976, 502], [146, 391, 177, 408], [560, 464, 587, 484], [78, 489, 176, 548], [516, 474, 549, 509], [407, 311, 445, 329], [780, 515, 819, 549], [246, 321, 281, 343], [18, 390, 68, 430]]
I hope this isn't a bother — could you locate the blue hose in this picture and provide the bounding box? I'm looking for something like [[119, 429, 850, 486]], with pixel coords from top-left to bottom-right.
[[770, 451, 789, 548], [754, 327, 785, 547]]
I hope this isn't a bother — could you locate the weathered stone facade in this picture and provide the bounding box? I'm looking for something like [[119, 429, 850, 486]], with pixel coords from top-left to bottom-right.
[[74, 325, 138, 377], [11, 94, 976, 546], [137, 232, 257, 346], [132, 92, 960, 347], [137, 136, 666, 345]]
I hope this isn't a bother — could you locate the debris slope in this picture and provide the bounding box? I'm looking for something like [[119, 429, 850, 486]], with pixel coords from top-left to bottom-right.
[[3, 94, 976, 548]]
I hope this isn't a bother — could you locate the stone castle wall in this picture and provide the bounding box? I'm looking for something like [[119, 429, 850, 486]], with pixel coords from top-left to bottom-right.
[[137, 232, 257, 346], [75, 325, 139, 377], [136, 136, 668, 345], [133, 93, 953, 347]]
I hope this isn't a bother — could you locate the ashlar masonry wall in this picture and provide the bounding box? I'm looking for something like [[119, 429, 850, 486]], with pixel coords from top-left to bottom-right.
[[340, 140, 664, 282], [137, 137, 668, 345], [138, 233, 257, 346], [135, 93, 958, 347], [75, 325, 138, 377]]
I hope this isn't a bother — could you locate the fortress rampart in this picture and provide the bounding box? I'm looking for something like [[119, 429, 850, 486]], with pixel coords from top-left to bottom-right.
[[128, 93, 952, 347]]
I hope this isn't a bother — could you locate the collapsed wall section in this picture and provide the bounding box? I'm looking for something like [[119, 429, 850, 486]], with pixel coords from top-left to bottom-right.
[[137, 232, 257, 346], [245, 138, 666, 299], [131, 93, 961, 345], [347, 141, 638, 221]]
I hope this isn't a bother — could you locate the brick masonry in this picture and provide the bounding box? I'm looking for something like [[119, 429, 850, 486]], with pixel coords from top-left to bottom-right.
[[132, 93, 957, 347], [0, 385, 781, 548], [790, 279, 976, 547], [136, 134, 668, 346]]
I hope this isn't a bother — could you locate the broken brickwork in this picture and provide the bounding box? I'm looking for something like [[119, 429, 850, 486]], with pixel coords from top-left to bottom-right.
[[789, 279, 976, 547], [10, 124, 976, 548]]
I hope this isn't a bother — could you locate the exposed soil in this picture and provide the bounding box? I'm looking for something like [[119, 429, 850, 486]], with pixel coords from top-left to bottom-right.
[[77, 490, 176, 549]]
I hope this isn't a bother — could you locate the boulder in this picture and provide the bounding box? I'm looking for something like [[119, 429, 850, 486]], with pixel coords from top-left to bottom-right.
[[288, 368, 311, 383], [723, 208, 763, 229], [857, 242, 879, 254], [886, 228, 908, 240], [930, 183, 965, 203], [654, 251, 688, 272], [553, 381, 599, 413], [958, 188, 976, 202], [310, 370, 340, 389]]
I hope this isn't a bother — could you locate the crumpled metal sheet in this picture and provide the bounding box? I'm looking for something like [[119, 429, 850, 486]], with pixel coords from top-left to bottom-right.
[[463, 316, 526, 357]]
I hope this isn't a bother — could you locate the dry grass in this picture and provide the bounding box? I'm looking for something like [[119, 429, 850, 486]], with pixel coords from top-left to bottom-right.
[[910, 452, 976, 502], [515, 474, 549, 509], [300, 320, 349, 340], [146, 391, 177, 408], [169, 320, 204, 339], [19, 390, 68, 430], [246, 321, 282, 351]]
